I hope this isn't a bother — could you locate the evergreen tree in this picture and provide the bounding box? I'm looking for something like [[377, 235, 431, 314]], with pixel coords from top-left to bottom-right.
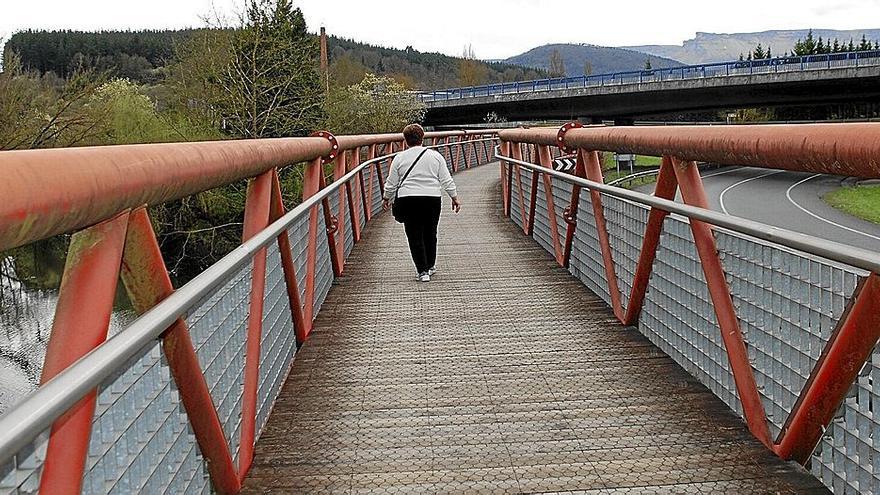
[[816, 37, 825, 54], [803, 30, 816, 55], [848, 39, 856, 52], [860, 34, 871, 51], [832, 38, 841, 53], [752, 43, 765, 59]]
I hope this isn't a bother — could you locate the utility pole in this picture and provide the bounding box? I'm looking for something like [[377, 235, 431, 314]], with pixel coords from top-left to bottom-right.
[[320, 26, 329, 93]]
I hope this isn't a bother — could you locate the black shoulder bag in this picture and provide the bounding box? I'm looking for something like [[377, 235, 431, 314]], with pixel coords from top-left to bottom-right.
[[391, 149, 429, 223]]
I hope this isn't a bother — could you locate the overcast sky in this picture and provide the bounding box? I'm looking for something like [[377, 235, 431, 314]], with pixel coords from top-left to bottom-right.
[[2, 0, 880, 60]]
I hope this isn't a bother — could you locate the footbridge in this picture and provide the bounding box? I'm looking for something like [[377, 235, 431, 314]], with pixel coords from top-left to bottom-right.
[[1, 124, 879, 494]]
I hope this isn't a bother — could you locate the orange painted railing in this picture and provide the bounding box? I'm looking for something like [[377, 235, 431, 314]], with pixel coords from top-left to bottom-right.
[[0, 130, 497, 494], [496, 123, 880, 466]]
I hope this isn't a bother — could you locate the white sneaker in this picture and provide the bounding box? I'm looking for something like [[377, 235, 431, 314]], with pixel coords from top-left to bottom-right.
[[419, 272, 430, 282], [427, 267, 437, 276]]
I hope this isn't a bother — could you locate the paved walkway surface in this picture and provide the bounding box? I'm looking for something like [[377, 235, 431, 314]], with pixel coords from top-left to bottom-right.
[[242, 164, 827, 494]]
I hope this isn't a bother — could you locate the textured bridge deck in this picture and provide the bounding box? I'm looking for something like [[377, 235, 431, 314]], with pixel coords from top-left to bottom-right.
[[242, 165, 826, 494]]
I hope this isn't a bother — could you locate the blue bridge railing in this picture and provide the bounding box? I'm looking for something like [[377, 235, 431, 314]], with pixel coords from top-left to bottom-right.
[[420, 50, 880, 102]]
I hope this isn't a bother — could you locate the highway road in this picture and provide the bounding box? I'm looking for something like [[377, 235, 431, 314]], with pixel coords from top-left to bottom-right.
[[637, 166, 880, 252]]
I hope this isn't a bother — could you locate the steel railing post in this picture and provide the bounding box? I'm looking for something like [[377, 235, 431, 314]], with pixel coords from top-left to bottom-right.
[[37, 212, 130, 495], [537, 144, 565, 265], [499, 141, 512, 216], [510, 142, 529, 233], [239, 170, 273, 476], [774, 273, 880, 463], [333, 150, 349, 269], [301, 158, 322, 324], [622, 157, 678, 326], [580, 149, 624, 321], [672, 157, 772, 448], [120, 208, 240, 493], [269, 171, 309, 345]]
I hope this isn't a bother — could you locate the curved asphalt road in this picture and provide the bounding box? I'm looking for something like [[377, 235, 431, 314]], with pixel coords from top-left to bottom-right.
[[637, 166, 880, 252]]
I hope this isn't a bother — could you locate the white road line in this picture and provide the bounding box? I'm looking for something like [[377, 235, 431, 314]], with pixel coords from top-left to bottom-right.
[[701, 166, 743, 179], [786, 174, 880, 242], [718, 170, 785, 215]]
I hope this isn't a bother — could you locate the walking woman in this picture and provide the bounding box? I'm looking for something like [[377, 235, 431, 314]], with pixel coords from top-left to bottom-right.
[[382, 124, 461, 282]]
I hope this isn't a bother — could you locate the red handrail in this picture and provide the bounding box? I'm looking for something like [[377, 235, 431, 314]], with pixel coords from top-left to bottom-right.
[[496, 122, 880, 466]]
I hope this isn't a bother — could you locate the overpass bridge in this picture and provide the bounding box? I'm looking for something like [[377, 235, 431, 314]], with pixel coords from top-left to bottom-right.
[[422, 51, 880, 125], [0, 124, 879, 494]]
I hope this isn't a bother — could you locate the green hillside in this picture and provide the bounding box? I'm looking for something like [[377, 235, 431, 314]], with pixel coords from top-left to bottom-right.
[[3, 29, 546, 90]]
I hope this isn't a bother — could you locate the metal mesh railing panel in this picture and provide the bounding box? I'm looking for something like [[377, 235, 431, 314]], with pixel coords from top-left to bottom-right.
[[638, 215, 741, 415], [184, 261, 251, 467], [812, 344, 880, 494], [568, 191, 612, 306], [256, 243, 296, 437], [716, 232, 863, 438], [603, 196, 649, 314], [0, 431, 48, 494], [82, 341, 210, 494]]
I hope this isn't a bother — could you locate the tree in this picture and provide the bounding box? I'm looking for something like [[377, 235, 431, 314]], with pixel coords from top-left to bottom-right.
[[0, 51, 107, 150], [766, 46, 772, 58], [324, 73, 425, 135], [330, 52, 369, 87], [458, 44, 488, 87], [832, 38, 841, 53], [860, 34, 871, 51], [848, 38, 856, 52], [583, 61, 593, 76], [643, 58, 652, 70], [803, 30, 816, 55], [752, 43, 765, 59], [168, 0, 324, 139], [548, 48, 566, 78]]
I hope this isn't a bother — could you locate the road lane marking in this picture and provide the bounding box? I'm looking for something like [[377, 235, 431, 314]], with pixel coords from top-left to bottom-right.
[[702, 166, 743, 179], [786, 174, 880, 242], [719, 170, 785, 215]]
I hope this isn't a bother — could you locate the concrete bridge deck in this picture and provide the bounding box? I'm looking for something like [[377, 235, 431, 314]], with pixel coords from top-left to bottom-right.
[[242, 164, 826, 494]]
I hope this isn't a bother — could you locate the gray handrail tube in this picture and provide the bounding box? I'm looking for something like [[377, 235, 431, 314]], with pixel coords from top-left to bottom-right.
[[497, 153, 880, 275]]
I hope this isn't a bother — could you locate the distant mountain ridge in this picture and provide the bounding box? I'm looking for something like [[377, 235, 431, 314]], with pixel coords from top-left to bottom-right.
[[624, 29, 880, 64], [503, 43, 684, 77]]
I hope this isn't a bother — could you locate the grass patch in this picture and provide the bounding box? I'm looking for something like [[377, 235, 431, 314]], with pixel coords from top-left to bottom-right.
[[824, 185, 880, 224]]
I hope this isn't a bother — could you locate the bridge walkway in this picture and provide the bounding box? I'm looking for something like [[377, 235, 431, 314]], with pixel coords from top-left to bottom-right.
[[242, 164, 826, 494]]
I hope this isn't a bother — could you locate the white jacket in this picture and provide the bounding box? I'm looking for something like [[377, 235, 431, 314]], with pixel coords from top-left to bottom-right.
[[382, 146, 457, 199]]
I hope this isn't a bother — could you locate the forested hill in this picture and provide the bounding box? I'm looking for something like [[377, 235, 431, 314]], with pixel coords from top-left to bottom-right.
[[326, 37, 546, 89], [504, 44, 684, 77], [4, 29, 197, 83], [3, 29, 546, 89]]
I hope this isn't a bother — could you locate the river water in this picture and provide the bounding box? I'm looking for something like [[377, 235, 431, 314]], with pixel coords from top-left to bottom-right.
[[0, 256, 134, 414]]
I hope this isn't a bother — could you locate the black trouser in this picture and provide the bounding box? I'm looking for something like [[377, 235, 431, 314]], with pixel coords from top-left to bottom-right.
[[397, 196, 442, 274]]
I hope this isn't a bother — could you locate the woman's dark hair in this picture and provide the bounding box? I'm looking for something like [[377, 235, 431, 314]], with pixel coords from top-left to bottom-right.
[[402, 123, 425, 146]]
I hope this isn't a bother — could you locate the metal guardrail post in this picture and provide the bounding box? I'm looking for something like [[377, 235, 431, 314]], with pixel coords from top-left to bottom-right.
[[669, 157, 772, 448], [120, 208, 241, 494], [269, 170, 309, 345], [622, 158, 677, 326], [499, 141, 512, 217], [775, 273, 880, 463], [239, 170, 274, 477], [302, 157, 323, 326], [537, 144, 564, 264], [580, 149, 624, 321], [37, 212, 130, 495]]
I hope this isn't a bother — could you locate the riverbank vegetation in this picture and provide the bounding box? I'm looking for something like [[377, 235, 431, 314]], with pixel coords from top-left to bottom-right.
[[0, 0, 429, 286]]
